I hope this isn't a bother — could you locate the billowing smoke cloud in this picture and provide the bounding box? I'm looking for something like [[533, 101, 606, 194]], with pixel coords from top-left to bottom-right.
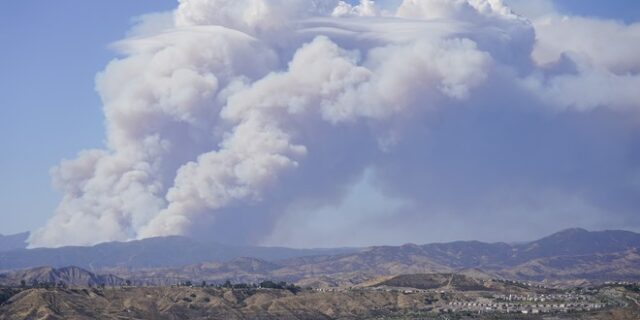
[[29, 0, 640, 247]]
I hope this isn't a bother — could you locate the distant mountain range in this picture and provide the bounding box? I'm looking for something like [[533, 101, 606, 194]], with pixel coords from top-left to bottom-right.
[[177, 228, 639, 285], [0, 236, 357, 271], [0, 232, 28, 252], [1, 228, 640, 284]]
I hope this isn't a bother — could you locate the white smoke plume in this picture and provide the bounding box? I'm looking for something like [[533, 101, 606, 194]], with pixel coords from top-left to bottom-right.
[[29, 0, 640, 247]]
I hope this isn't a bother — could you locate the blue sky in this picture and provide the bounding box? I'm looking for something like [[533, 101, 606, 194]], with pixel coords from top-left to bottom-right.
[[0, 0, 639, 238], [0, 0, 175, 234], [553, 0, 640, 23]]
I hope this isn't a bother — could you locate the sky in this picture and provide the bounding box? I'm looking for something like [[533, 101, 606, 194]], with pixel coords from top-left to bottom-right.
[[0, 0, 176, 235], [1, 0, 639, 248]]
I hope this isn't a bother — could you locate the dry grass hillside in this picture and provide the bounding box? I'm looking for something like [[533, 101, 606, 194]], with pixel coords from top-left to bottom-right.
[[0, 286, 442, 320], [2, 284, 640, 320]]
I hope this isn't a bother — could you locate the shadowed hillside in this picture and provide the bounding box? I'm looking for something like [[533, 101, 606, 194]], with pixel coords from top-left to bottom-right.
[[0, 236, 357, 270], [0, 266, 123, 287]]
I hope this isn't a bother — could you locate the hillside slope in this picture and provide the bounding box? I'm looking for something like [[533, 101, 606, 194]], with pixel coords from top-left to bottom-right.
[[0, 266, 123, 287]]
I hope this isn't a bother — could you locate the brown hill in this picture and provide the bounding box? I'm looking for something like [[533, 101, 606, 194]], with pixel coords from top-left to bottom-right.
[[0, 286, 441, 320], [373, 273, 484, 291], [2, 284, 639, 320], [0, 266, 124, 287], [499, 249, 640, 281]]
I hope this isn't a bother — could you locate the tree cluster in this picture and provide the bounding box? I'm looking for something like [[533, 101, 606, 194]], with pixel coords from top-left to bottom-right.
[[176, 279, 301, 293]]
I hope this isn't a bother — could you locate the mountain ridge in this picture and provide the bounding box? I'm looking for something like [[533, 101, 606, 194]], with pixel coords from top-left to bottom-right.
[[0, 266, 123, 287], [0, 232, 29, 252], [2, 228, 640, 284], [0, 235, 359, 271]]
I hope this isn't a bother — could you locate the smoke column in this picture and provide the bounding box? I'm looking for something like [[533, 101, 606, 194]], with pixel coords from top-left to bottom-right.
[[29, 0, 640, 247]]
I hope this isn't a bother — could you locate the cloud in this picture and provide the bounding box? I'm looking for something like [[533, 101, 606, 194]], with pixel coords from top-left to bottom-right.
[[522, 10, 640, 112], [333, 0, 381, 17], [29, 0, 640, 248], [532, 14, 640, 72]]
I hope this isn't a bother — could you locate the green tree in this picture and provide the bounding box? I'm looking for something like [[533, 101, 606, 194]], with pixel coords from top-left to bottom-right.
[[259, 281, 281, 289]]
